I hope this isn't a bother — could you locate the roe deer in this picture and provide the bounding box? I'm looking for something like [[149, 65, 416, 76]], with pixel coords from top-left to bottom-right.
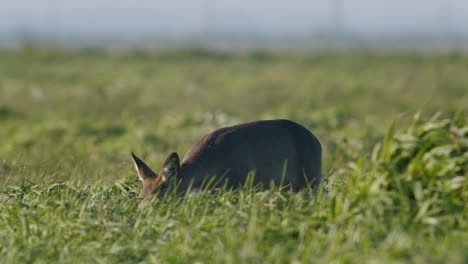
[[131, 119, 322, 200]]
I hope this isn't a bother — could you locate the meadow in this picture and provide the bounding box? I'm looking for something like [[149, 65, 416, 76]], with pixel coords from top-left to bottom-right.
[[0, 48, 467, 263]]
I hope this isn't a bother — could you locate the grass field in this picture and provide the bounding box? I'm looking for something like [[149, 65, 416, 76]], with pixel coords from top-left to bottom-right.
[[0, 48, 467, 263]]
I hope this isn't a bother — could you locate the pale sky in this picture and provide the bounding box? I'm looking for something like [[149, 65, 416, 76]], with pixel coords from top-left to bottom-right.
[[0, 0, 467, 37]]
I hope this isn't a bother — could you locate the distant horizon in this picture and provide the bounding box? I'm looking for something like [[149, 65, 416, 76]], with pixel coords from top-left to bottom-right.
[[2, 0, 468, 36], [2, 34, 467, 51], [2, 0, 468, 50]]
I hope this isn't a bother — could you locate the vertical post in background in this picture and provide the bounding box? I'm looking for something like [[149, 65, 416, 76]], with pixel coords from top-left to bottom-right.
[[438, 0, 458, 49], [329, 0, 344, 37], [202, 0, 216, 40], [439, 0, 452, 36], [47, 0, 59, 43]]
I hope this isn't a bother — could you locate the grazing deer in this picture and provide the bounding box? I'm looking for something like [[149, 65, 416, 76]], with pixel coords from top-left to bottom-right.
[[131, 119, 322, 200]]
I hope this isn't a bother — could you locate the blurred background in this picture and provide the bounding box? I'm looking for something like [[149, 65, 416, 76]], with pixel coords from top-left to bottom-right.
[[1, 0, 467, 185], [1, 3, 467, 263], [1, 0, 468, 50]]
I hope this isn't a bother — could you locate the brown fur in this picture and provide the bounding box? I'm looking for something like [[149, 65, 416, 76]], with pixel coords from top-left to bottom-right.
[[132, 119, 322, 200]]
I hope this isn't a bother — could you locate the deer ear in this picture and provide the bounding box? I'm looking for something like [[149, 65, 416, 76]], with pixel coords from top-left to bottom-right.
[[131, 152, 157, 182], [161, 152, 180, 182]]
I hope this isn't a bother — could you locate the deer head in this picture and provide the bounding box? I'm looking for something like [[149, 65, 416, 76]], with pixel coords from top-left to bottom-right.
[[131, 152, 180, 200]]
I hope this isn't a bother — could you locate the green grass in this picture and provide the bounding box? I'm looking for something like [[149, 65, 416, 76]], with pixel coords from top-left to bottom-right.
[[0, 48, 467, 263]]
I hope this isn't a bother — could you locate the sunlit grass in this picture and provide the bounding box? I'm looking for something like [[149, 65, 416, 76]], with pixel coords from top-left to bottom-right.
[[0, 49, 467, 263]]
